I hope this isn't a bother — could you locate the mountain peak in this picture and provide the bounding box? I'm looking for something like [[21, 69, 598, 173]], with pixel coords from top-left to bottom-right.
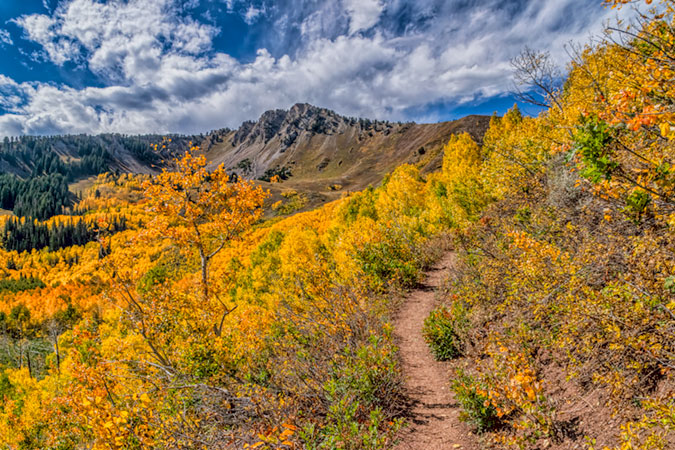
[[289, 102, 315, 112], [229, 104, 344, 148]]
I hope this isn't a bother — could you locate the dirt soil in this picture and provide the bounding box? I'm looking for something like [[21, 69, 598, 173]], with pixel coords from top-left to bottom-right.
[[393, 253, 479, 450]]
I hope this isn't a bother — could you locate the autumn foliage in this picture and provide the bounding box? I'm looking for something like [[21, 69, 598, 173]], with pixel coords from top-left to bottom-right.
[[0, 145, 437, 448], [0, 1, 673, 449]]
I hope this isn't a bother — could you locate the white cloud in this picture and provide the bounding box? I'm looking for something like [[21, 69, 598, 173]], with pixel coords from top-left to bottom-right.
[[13, 14, 79, 65], [14, 0, 217, 78], [0, 30, 13, 46], [343, 0, 384, 34], [0, 0, 638, 136], [244, 4, 265, 24]]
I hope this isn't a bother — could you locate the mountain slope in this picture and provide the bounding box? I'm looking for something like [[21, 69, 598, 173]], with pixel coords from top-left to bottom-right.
[[0, 104, 489, 191], [202, 103, 490, 192], [0, 104, 490, 218]]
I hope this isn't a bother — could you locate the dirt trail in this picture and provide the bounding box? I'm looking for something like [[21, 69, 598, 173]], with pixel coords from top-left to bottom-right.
[[394, 252, 477, 450]]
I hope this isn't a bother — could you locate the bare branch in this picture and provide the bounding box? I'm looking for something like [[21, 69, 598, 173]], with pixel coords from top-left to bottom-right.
[[511, 46, 564, 112]]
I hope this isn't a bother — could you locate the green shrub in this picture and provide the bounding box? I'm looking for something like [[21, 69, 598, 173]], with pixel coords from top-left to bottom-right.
[[356, 237, 419, 287], [304, 402, 402, 450], [622, 189, 651, 223], [327, 335, 403, 412], [422, 305, 463, 360], [571, 114, 618, 183], [303, 335, 403, 449], [451, 370, 500, 432]]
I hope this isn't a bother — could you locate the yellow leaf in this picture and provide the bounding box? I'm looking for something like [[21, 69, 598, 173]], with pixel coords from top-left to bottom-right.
[[660, 122, 670, 137], [525, 386, 536, 401]]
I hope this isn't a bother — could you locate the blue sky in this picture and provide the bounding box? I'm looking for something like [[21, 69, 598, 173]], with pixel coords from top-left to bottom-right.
[[0, 0, 631, 136]]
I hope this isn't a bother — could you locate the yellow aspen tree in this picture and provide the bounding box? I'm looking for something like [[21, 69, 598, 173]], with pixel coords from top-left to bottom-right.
[[142, 147, 268, 334]]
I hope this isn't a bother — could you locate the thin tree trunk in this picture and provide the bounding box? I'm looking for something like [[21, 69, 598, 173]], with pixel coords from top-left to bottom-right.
[[26, 344, 32, 378], [200, 249, 209, 302], [54, 337, 60, 373]]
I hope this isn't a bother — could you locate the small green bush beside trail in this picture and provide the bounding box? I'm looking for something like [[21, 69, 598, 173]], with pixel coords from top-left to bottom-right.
[[422, 305, 464, 361], [452, 370, 501, 433]]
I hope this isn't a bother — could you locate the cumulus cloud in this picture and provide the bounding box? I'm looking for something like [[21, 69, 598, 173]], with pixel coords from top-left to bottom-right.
[[14, 0, 217, 78], [0, 0, 634, 136]]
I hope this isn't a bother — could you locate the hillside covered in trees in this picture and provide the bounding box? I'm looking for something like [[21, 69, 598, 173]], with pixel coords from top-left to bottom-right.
[[0, 134, 201, 179], [0, 0, 672, 449], [0, 134, 202, 221]]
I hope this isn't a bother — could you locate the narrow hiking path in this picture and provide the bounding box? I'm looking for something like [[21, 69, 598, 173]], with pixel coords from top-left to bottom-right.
[[394, 252, 478, 450]]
